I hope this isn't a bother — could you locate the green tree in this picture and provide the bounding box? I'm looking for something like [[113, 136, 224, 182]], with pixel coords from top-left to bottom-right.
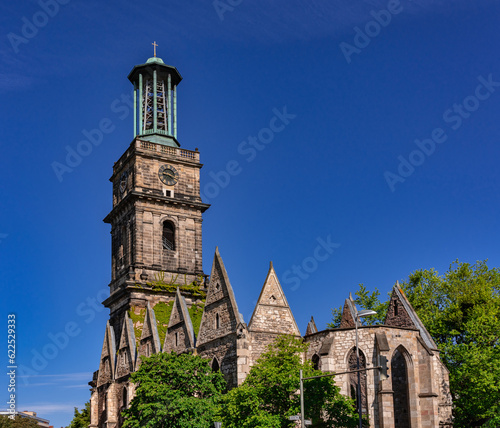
[[217, 335, 359, 428], [328, 284, 388, 328], [329, 260, 500, 428], [67, 402, 90, 428], [402, 260, 500, 428], [0, 416, 40, 428], [122, 351, 226, 428]]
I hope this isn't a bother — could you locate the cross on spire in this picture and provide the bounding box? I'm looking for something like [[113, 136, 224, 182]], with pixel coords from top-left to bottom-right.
[[152, 41, 158, 57]]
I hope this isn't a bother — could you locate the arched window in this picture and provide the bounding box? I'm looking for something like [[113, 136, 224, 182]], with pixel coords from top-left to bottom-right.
[[215, 313, 220, 329], [312, 354, 320, 370], [347, 347, 368, 415], [392, 347, 411, 428], [122, 387, 128, 409], [212, 358, 220, 372], [175, 332, 179, 347], [162, 221, 175, 250]]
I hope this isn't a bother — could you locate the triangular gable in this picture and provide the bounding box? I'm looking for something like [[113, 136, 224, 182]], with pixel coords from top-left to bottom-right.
[[97, 321, 116, 387], [305, 316, 318, 335], [248, 262, 300, 336], [164, 288, 195, 351], [197, 247, 244, 345], [340, 294, 357, 328], [139, 303, 161, 356], [385, 282, 437, 350], [115, 313, 137, 378]]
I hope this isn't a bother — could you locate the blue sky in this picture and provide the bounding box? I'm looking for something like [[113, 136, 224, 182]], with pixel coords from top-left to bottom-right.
[[1, 0, 500, 426]]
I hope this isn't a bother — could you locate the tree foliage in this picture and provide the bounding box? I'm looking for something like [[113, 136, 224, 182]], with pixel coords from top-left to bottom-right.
[[328, 284, 388, 328], [217, 335, 359, 428], [329, 260, 500, 428], [0, 416, 40, 428], [122, 352, 226, 428], [67, 402, 90, 428]]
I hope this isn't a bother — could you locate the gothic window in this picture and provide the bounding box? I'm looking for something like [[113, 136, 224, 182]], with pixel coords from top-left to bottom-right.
[[121, 225, 127, 259], [129, 222, 134, 265], [215, 313, 220, 329], [212, 358, 220, 372], [312, 354, 320, 370], [175, 332, 179, 347], [392, 347, 411, 428], [122, 387, 128, 409], [394, 300, 399, 316], [162, 221, 175, 250], [347, 347, 368, 415]]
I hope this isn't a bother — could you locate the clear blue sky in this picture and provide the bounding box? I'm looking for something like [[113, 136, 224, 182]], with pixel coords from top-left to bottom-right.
[[2, 0, 500, 426]]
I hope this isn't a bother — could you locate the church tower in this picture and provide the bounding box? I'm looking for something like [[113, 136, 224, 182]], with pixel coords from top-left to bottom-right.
[[102, 51, 210, 342]]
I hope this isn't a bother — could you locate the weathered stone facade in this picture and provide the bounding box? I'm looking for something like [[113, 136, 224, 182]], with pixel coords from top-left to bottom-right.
[[89, 56, 453, 428]]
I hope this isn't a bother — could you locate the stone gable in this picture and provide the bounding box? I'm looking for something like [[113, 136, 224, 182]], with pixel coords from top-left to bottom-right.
[[248, 262, 300, 336], [97, 322, 116, 388], [164, 288, 195, 353], [196, 248, 243, 346]]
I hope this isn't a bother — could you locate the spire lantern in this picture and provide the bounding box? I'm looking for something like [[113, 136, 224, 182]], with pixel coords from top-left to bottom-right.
[[128, 52, 183, 147]]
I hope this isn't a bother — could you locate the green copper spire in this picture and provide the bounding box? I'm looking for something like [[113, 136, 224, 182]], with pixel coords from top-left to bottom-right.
[[128, 45, 182, 147]]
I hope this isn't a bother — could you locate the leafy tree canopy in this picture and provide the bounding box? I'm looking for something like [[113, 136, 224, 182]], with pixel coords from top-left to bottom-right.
[[329, 260, 500, 428], [217, 334, 359, 428], [122, 351, 226, 428], [0, 415, 40, 428], [67, 402, 90, 428]]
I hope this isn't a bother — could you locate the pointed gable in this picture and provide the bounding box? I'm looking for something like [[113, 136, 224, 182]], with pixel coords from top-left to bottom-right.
[[97, 321, 116, 387], [340, 293, 357, 328], [138, 303, 161, 361], [248, 262, 300, 336], [305, 316, 318, 336], [115, 313, 137, 379], [197, 247, 243, 346], [164, 288, 195, 353], [385, 281, 437, 350]]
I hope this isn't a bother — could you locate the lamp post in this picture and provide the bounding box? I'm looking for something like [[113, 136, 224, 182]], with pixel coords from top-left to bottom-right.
[[355, 309, 377, 428]]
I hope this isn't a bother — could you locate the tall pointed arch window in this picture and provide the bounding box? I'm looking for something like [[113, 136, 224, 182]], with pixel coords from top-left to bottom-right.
[[162, 221, 175, 251], [392, 346, 411, 428], [347, 347, 368, 415]]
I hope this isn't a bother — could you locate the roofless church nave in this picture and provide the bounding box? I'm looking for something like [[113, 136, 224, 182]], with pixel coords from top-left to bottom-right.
[[88, 51, 453, 428]]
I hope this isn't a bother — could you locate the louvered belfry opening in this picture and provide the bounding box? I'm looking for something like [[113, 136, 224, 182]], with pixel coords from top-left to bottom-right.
[[162, 221, 175, 251]]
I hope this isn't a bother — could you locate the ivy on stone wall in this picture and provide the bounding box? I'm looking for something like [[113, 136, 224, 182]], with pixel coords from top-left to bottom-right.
[[128, 306, 146, 347], [188, 302, 205, 336], [153, 301, 174, 345], [145, 272, 207, 299]]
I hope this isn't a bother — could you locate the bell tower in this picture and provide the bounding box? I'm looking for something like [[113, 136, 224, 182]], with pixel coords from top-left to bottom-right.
[[102, 51, 210, 339]]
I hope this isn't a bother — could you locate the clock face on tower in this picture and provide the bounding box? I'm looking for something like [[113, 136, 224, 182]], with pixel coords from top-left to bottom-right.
[[158, 164, 179, 186]]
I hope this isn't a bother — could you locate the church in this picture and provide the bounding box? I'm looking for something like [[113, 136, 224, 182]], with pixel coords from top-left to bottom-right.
[[88, 53, 453, 428]]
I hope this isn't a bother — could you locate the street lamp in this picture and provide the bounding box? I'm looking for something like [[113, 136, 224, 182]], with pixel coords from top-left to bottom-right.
[[355, 309, 377, 428]]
